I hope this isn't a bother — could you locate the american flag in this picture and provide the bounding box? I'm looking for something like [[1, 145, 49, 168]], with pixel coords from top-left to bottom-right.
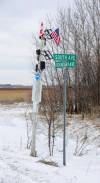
[[51, 28, 61, 45]]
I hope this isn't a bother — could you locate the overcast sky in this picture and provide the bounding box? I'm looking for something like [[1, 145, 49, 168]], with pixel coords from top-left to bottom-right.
[[0, 0, 74, 85]]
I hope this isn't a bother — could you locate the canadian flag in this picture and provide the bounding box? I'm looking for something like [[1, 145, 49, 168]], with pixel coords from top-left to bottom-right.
[[39, 22, 45, 39]]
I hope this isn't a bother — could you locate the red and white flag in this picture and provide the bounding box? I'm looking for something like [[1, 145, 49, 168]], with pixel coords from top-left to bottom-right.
[[39, 22, 45, 39]]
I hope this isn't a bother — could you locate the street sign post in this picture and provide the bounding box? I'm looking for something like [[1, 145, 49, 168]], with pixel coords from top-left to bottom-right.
[[52, 53, 77, 166]]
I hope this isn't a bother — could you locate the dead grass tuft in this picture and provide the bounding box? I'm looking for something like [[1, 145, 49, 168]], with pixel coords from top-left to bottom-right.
[[38, 159, 59, 167]]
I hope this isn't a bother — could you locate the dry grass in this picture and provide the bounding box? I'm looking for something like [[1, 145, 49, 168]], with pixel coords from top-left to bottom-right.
[[0, 88, 32, 103], [38, 159, 59, 167]]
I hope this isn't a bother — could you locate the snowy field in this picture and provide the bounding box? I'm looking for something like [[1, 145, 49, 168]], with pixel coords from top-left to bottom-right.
[[0, 103, 100, 183]]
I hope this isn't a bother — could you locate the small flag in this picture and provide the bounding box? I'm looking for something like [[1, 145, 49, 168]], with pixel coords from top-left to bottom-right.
[[51, 28, 61, 45], [39, 22, 45, 39]]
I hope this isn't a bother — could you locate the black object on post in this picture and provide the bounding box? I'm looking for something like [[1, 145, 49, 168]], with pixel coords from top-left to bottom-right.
[[40, 61, 45, 70], [36, 49, 41, 55], [35, 64, 39, 72], [36, 49, 41, 61]]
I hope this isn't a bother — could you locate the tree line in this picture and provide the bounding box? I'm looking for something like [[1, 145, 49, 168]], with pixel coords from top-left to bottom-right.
[[42, 0, 100, 115]]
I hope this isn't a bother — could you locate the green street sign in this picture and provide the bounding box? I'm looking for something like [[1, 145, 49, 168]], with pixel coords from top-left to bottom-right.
[[55, 60, 76, 68], [52, 54, 77, 62]]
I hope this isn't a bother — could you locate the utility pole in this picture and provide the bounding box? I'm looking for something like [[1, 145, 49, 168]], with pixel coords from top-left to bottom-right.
[[31, 23, 45, 157], [31, 68, 42, 156], [31, 110, 37, 156]]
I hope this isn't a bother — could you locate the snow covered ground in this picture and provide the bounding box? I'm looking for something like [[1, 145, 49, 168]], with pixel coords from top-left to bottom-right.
[[0, 103, 100, 183]]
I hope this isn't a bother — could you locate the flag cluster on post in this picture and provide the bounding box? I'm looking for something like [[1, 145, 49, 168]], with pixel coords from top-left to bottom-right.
[[39, 23, 61, 46], [51, 28, 61, 45]]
